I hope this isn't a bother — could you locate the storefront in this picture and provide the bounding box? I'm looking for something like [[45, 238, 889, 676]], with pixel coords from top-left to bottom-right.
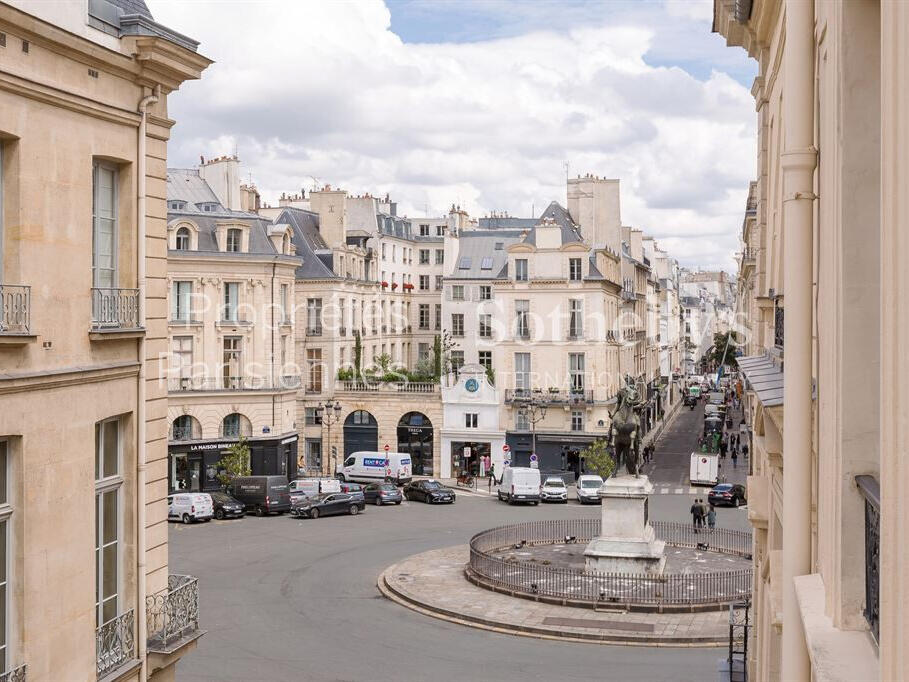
[[168, 433, 299, 493], [504, 432, 598, 479], [450, 441, 492, 478], [397, 412, 434, 476]]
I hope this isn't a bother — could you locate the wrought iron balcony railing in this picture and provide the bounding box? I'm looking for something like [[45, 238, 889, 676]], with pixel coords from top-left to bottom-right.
[[774, 303, 784, 350], [0, 665, 25, 682], [306, 326, 322, 336], [0, 284, 30, 335], [147, 574, 201, 653], [91, 288, 140, 330], [96, 609, 135, 678]]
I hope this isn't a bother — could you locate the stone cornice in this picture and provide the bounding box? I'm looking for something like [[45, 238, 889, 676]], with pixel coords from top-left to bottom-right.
[[0, 360, 140, 395]]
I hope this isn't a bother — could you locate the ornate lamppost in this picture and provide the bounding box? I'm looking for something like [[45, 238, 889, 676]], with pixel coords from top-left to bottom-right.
[[316, 400, 342, 475]]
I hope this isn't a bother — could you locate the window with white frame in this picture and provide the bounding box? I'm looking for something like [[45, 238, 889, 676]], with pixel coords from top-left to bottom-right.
[[171, 281, 192, 321], [307, 298, 323, 333], [92, 162, 118, 289], [281, 284, 290, 323], [465, 413, 478, 428], [434, 304, 441, 330], [175, 227, 191, 251], [569, 353, 585, 392], [514, 352, 531, 390], [171, 336, 193, 380], [569, 299, 583, 337], [435, 249, 444, 265], [419, 305, 430, 329], [451, 313, 464, 337], [514, 258, 528, 282], [451, 285, 465, 301], [419, 275, 429, 291], [515, 300, 530, 338], [569, 257, 582, 281], [479, 314, 492, 338], [222, 282, 239, 321], [222, 337, 242, 388], [419, 249, 430, 264], [419, 224, 430, 236], [418, 343, 430, 362], [479, 285, 491, 301], [435, 275, 443, 291], [478, 350, 492, 370], [571, 410, 584, 431], [95, 418, 121, 627], [0, 440, 11, 673], [449, 350, 464, 374], [226, 228, 242, 253], [515, 411, 530, 430]]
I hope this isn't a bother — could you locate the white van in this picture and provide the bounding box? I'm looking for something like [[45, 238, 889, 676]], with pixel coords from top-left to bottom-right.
[[336, 451, 413, 485], [167, 492, 214, 524], [288, 478, 341, 504], [497, 466, 541, 505], [690, 452, 719, 485]]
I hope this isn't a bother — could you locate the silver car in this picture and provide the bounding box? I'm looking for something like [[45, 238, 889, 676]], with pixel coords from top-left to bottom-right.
[[540, 476, 568, 503], [576, 475, 604, 504]]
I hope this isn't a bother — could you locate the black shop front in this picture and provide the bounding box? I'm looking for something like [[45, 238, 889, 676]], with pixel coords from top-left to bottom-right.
[[503, 431, 598, 480]]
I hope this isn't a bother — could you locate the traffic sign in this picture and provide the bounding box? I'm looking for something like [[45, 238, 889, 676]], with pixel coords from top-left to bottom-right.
[[384, 444, 390, 452], [503, 444, 510, 453], [530, 453, 538, 462]]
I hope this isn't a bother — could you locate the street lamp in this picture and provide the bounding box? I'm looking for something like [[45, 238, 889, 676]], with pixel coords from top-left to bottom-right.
[[316, 400, 342, 475], [518, 396, 548, 463]]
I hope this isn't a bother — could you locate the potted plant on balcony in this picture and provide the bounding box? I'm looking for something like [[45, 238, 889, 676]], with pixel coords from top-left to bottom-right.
[[391, 282, 398, 290], [381, 281, 389, 288]]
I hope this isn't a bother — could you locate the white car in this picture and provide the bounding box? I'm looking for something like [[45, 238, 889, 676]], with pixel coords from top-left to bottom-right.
[[540, 476, 568, 503], [168, 493, 214, 524], [576, 475, 604, 504]]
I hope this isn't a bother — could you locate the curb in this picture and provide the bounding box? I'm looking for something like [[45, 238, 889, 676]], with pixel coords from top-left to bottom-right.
[[377, 563, 726, 648]]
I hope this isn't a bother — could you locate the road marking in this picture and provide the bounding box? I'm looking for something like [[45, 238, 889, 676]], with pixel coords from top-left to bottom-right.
[[674, 488, 683, 494]]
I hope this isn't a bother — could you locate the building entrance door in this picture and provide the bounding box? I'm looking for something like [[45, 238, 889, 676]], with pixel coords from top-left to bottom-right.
[[398, 412, 433, 476]]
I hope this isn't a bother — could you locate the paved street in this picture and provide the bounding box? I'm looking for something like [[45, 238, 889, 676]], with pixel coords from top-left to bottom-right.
[[171, 464, 749, 682]]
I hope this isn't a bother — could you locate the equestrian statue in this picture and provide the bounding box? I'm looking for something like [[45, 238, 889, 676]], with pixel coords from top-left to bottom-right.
[[609, 375, 644, 477]]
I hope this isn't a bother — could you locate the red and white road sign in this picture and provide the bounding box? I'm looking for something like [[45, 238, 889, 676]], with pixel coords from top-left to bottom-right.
[[503, 444, 511, 453], [384, 444, 390, 452]]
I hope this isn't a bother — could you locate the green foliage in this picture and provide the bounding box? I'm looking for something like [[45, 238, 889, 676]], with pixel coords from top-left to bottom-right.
[[374, 353, 392, 373], [579, 439, 615, 480], [353, 331, 363, 378], [485, 366, 495, 386], [432, 335, 442, 379], [710, 331, 740, 369], [216, 437, 251, 487], [337, 367, 355, 381]]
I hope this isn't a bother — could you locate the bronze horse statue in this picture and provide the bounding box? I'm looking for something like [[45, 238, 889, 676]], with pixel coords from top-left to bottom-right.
[[609, 377, 643, 477]]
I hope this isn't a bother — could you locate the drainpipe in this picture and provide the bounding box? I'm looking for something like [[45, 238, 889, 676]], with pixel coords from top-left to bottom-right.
[[780, 0, 816, 679], [136, 83, 160, 682]]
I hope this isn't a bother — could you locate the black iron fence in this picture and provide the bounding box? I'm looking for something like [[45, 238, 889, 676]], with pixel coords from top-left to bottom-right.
[[468, 520, 752, 608], [147, 574, 200, 652]]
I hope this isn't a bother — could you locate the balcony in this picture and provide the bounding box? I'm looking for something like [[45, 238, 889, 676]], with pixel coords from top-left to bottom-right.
[[566, 328, 584, 341], [742, 247, 756, 263], [96, 609, 135, 678], [504, 389, 595, 404], [0, 284, 33, 345], [168, 376, 301, 392], [774, 303, 784, 350], [306, 326, 322, 337], [621, 290, 636, 301], [337, 380, 438, 394], [0, 666, 25, 682], [147, 575, 203, 655], [91, 288, 141, 337]]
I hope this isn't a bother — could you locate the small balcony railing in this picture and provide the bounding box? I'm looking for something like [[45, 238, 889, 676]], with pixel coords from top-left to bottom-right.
[[91, 288, 140, 330], [147, 574, 201, 653], [774, 304, 784, 350], [0, 665, 26, 682], [306, 326, 322, 337], [0, 284, 30, 334], [621, 290, 637, 301], [169, 376, 301, 392], [742, 247, 756, 262], [337, 380, 438, 394], [96, 609, 135, 678], [504, 389, 595, 404]]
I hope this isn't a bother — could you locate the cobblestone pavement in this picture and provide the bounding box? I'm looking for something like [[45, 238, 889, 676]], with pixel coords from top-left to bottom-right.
[[381, 545, 732, 646]]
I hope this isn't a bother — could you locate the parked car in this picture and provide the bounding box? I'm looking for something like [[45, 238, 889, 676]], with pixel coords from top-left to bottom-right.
[[540, 476, 568, 503], [209, 491, 245, 520], [497, 466, 541, 505], [288, 478, 341, 506], [403, 479, 456, 504], [363, 482, 403, 505], [290, 492, 365, 519], [336, 451, 413, 485], [338, 481, 366, 501], [708, 483, 747, 507], [227, 475, 291, 516], [576, 475, 604, 504], [167, 493, 214, 524]]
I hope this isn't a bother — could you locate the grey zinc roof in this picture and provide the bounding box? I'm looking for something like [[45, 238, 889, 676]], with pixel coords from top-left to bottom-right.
[[449, 230, 524, 279], [274, 207, 338, 280], [477, 202, 581, 243], [167, 214, 281, 256], [737, 354, 784, 407], [167, 169, 224, 211]]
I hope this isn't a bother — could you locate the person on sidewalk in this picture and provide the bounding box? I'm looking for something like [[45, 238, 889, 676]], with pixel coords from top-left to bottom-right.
[[488, 463, 496, 490], [731, 449, 739, 468], [690, 499, 702, 534], [707, 503, 717, 531]]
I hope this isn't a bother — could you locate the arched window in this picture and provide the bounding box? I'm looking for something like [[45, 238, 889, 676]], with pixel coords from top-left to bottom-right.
[[171, 415, 199, 441], [222, 413, 251, 438], [282, 232, 291, 254], [176, 227, 191, 251]]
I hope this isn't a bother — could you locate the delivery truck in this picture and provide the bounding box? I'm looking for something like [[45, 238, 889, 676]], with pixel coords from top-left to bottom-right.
[[690, 452, 719, 485]]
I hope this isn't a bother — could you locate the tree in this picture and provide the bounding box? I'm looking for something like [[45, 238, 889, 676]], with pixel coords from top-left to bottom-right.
[[710, 331, 740, 370], [353, 331, 362, 378], [216, 437, 251, 487], [579, 439, 615, 479], [432, 334, 442, 379]]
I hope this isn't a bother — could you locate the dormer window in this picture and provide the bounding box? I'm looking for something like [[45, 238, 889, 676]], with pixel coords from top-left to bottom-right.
[[282, 233, 290, 254], [175, 227, 191, 251], [197, 202, 218, 212], [226, 228, 242, 252], [168, 200, 187, 211]]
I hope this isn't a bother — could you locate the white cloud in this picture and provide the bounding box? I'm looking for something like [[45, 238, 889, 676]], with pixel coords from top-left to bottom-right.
[[150, 0, 755, 271]]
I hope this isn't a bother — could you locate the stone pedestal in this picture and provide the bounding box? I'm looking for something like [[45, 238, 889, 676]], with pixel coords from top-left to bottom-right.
[[584, 474, 666, 575]]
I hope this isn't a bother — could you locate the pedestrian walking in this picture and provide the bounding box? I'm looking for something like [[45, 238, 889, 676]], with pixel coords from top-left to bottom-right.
[[732, 449, 739, 468], [488, 463, 495, 491], [707, 503, 716, 530], [742, 443, 749, 459], [719, 439, 727, 459], [690, 499, 702, 534]]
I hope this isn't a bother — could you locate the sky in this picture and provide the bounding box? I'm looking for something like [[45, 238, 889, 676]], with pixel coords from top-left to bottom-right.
[[149, 0, 757, 271]]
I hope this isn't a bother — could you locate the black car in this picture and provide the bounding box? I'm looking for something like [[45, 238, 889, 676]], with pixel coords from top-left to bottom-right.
[[290, 493, 366, 519], [338, 482, 366, 502], [209, 491, 245, 520], [363, 483, 403, 505], [708, 483, 747, 507], [403, 479, 455, 504]]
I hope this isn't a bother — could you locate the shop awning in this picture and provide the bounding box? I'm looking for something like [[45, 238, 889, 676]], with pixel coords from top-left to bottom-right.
[[737, 354, 783, 407]]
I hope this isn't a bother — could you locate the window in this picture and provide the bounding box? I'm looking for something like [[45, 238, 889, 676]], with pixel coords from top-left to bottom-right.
[[435, 275, 444, 291], [171, 281, 192, 321], [171, 336, 193, 379], [435, 250, 444, 265], [419, 249, 430, 264], [305, 407, 323, 425], [307, 298, 323, 334], [175, 227, 191, 250], [571, 410, 584, 432], [458, 257, 471, 270], [305, 440, 322, 469], [222, 413, 247, 438], [479, 350, 492, 370], [382, 244, 387, 260], [419, 224, 430, 236], [418, 274, 429, 291], [451, 285, 465, 301], [92, 162, 118, 288], [352, 410, 372, 425], [514, 352, 531, 390], [434, 304, 442, 330], [222, 282, 239, 321], [569, 299, 583, 337], [450, 350, 464, 373], [515, 259, 528, 281], [515, 411, 530, 430], [465, 413, 478, 428], [479, 285, 491, 301], [172, 415, 194, 441], [418, 343, 430, 362], [0, 441, 10, 673], [494, 242, 504, 250], [436, 225, 444, 236], [307, 348, 323, 392], [226, 228, 242, 252], [95, 419, 121, 627], [479, 314, 492, 338], [569, 353, 585, 392], [419, 304, 430, 329], [569, 258, 582, 281], [168, 200, 187, 211], [515, 300, 530, 338], [280, 284, 290, 323], [222, 337, 242, 388], [451, 313, 464, 337], [480, 257, 493, 270]]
